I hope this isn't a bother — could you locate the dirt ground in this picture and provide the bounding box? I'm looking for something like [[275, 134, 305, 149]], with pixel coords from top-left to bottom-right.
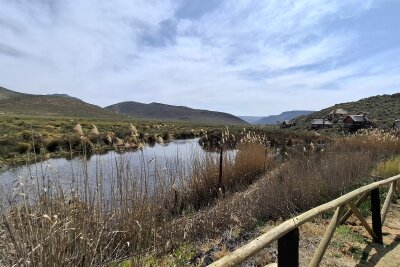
[[197, 199, 400, 267]]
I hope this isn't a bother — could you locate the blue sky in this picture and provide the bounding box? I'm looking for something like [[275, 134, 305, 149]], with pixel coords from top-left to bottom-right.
[[0, 0, 399, 116]]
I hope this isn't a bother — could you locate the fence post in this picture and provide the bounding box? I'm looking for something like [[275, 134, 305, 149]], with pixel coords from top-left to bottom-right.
[[278, 227, 299, 267], [218, 147, 223, 191], [309, 205, 344, 267], [370, 188, 383, 244]]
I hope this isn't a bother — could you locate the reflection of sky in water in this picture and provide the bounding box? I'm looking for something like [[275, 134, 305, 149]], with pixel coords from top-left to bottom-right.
[[0, 139, 236, 197]]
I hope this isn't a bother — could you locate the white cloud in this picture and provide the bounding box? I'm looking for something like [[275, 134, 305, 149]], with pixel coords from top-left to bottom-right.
[[0, 0, 399, 115]]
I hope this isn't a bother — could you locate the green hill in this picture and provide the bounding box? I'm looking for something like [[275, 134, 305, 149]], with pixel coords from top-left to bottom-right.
[[295, 93, 400, 129], [106, 101, 248, 125], [0, 87, 126, 119]]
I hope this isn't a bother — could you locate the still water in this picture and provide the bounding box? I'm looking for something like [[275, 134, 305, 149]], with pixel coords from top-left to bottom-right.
[[0, 139, 234, 194]]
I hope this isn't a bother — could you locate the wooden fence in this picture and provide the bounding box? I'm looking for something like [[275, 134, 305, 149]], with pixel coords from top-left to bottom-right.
[[208, 174, 400, 267]]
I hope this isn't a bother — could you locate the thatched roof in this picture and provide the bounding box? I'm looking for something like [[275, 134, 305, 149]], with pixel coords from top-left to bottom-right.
[[328, 108, 348, 115], [311, 119, 333, 125], [345, 115, 370, 123]]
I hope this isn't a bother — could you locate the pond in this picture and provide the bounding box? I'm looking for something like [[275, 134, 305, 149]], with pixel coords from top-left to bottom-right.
[[0, 139, 235, 196]]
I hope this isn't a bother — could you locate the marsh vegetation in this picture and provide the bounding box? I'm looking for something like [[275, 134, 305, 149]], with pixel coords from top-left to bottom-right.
[[1, 126, 400, 266]]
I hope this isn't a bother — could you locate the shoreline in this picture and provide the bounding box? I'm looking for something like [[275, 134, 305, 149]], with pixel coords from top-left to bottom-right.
[[0, 137, 204, 171]]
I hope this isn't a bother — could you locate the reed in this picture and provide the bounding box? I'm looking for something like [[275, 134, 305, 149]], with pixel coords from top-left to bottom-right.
[[0, 132, 269, 266], [1, 129, 400, 266]]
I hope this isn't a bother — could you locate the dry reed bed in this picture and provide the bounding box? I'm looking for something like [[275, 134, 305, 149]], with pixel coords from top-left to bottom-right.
[[0, 132, 268, 266], [1, 129, 400, 266]]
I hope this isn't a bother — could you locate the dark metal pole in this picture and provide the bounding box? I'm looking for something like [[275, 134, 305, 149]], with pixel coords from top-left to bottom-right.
[[370, 188, 383, 244], [278, 227, 299, 267], [218, 146, 224, 194]]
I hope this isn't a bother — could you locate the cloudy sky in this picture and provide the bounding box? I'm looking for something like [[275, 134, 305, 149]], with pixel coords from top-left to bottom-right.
[[0, 0, 399, 116]]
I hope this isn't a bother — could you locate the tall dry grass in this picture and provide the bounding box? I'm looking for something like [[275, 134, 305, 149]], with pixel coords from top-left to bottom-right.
[[156, 130, 400, 256], [1, 129, 400, 266], [0, 133, 268, 266]]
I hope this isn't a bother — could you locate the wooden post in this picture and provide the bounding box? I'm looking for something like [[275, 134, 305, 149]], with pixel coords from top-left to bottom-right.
[[207, 175, 400, 267], [371, 188, 383, 244], [339, 192, 369, 225], [278, 228, 299, 267], [347, 201, 377, 240], [218, 147, 224, 194], [381, 181, 396, 224], [309, 205, 344, 267]]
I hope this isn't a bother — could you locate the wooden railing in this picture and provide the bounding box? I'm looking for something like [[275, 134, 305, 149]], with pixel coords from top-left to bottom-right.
[[208, 174, 400, 267]]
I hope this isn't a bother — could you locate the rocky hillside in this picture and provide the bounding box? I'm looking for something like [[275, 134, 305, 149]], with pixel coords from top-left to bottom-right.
[[294, 93, 400, 129]]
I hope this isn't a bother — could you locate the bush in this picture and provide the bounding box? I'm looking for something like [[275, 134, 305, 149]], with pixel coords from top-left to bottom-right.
[[372, 156, 400, 178], [115, 127, 131, 139], [18, 130, 32, 141], [174, 131, 195, 140], [162, 131, 171, 142], [15, 142, 31, 154], [147, 134, 157, 143], [46, 138, 68, 152]]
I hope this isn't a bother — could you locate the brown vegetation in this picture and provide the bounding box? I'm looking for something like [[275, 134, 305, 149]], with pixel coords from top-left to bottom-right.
[[1, 129, 400, 266]]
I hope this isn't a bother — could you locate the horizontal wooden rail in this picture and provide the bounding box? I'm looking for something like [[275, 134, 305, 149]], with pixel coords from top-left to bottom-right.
[[208, 174, 400, 267]]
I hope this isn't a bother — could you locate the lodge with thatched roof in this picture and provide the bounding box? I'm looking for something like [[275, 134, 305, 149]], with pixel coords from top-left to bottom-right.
[[343, 115, 371, 130], [328, 108, 348, 122], [310, 119, 333, 129], [281, 120, 294, 128]]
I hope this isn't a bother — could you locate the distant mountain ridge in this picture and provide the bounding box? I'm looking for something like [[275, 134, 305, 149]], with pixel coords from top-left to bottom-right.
[[106, 101, 247, 125], [255, 110, 315, 125], [0, 86, 247, 124], [47, 93, 73, 98], [238, 116, 264, 124], [0, 86, 126, 119]]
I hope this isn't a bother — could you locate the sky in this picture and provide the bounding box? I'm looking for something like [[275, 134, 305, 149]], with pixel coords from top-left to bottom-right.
[[0, 0, 400, 116]]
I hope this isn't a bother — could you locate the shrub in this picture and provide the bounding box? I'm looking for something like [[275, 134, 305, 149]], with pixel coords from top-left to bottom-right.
[[174, 131, 195, 140], [147, 134, 157, 143], [124, 135, 138, 144], [114, 127, 131, 139], [18, 130, 32, 141], [15, 142, 31, 154], [372, 156, 400, 178], [162, 131, 171, 142], [101, 133, 114, 145], [46, 138, 68, 152]]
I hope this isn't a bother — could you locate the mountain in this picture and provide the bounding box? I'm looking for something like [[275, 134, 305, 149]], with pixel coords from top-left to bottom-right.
[[0, 86, 126, 119], [0, 86, 23, 100], [254, 110, 315, 125], [47, 93, 73, 98], [294, 93, 400, 128], [106, 101, 248, 125], [238, 116, 264, 124]]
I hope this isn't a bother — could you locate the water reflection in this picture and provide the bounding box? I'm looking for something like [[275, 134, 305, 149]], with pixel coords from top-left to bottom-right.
[[0, 139, 236, 195]]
